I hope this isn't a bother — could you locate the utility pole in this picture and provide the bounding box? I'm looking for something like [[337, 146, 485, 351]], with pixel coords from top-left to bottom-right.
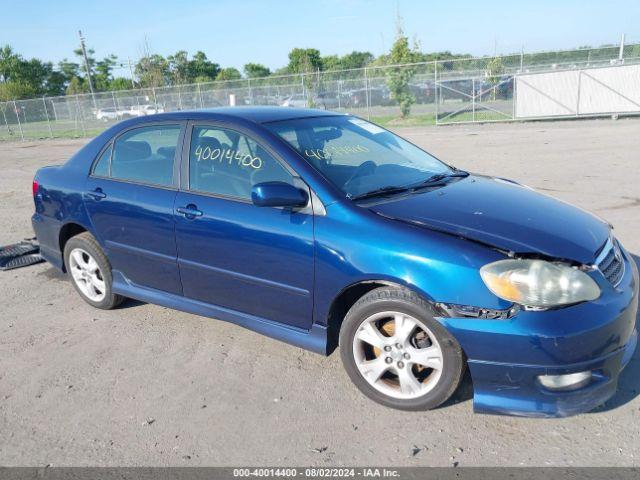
[[78, 30, 96, 109]]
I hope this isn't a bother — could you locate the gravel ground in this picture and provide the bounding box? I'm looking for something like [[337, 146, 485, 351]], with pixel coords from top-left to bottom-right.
[[0, 118, 639, 467]]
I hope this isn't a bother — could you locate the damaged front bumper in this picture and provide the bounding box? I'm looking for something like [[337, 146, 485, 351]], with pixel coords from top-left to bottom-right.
[[468, 328, 636, 417], [440, 249, 639, 418]]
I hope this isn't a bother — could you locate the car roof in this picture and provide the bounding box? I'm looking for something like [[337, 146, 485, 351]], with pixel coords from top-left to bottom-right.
[[142, 106, 344, 124]]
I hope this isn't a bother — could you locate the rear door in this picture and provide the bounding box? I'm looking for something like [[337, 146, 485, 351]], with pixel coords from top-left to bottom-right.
[[173, 122, 315, 330], [84, 122, 185, 294]]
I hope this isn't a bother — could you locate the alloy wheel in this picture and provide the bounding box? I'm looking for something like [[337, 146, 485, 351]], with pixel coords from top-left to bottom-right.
[[68, 247, 106, 302], [352, 311, 444, 400]]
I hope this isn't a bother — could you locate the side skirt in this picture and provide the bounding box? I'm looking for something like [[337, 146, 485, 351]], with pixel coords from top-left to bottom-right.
[[111, 270, 328, 355]]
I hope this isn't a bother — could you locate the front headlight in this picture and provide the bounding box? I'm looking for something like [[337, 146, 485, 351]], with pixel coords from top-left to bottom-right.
[[480, 259, 600, 308]]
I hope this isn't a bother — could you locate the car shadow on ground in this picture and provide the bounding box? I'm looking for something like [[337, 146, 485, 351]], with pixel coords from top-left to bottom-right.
[[592, 253, 640, 413], [40, 265, 146, 309]]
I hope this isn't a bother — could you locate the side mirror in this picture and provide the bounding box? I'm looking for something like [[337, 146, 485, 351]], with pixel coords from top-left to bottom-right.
[[251, 181, 309, 208]]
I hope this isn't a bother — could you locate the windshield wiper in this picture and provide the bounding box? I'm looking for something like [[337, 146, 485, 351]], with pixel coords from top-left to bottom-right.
[[411, 170, 470, 188], [349, 185, 412, 201], [349, 170, 469, 202]]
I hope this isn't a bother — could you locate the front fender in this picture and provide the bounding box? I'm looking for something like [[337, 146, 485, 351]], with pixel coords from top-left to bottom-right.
[[313, 202, 510, 327]]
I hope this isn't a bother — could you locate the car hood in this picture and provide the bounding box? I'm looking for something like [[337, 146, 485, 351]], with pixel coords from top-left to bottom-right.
[[369, 175, 610, 264]]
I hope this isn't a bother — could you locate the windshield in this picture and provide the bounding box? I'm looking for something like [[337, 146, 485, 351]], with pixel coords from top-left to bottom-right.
[[265, 115, 452, 198]]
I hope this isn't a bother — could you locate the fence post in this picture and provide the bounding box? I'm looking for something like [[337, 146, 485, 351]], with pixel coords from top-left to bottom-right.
[[512, 75, 517, 119], [434, 61, 438, 124], [51, 100, 58, 121], [42, 97, 53, 138], [1, 103, 12, 138], [472, 78, 476, 122], [364, 67, 371, 120], [75, 95, 86, 137], [575, 70, 582, 116], [197, 83, 204, 108], [12, 101, 24, 141], [247, 78, 252, 105]]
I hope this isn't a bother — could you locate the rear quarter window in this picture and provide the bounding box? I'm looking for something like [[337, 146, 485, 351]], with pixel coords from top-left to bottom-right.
[[92, 144, 112, 177]]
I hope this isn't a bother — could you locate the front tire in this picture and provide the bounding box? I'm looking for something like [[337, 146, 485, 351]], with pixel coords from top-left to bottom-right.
[[339, 287, 465, 411], [63, 232, 124, 310]]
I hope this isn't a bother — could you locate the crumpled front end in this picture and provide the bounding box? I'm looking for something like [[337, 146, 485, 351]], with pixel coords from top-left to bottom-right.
[[439, 246, 639, 417]]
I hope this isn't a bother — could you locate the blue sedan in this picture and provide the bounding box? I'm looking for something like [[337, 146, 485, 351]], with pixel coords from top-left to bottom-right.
[[31, 107, 638, 417]]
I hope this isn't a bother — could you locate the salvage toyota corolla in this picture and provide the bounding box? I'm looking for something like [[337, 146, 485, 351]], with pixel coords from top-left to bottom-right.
[[32, 107, 638, 417]]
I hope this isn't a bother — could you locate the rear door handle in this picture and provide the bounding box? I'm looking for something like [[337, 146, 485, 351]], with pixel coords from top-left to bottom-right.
[[86, 188, 106, 200], [176, 205, 203, 218]]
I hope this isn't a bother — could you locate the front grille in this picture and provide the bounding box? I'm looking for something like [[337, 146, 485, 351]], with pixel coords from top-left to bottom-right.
[[596, 239, 624, 286]]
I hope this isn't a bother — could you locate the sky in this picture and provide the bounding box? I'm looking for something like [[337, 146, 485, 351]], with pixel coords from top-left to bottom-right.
[[2, 0, 639, 76]]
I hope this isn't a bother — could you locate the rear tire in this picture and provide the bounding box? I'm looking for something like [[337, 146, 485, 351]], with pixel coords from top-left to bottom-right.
[[339, 287, 465, 411], [63, 232, 125, 310]]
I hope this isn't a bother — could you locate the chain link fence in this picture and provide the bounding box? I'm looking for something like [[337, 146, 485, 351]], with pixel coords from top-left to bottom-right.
[[2, 42, 640, 141]]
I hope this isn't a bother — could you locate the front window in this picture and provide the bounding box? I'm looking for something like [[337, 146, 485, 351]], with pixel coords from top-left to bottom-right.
[[265, 116, 452, 198], [188, 125, 294, 200]]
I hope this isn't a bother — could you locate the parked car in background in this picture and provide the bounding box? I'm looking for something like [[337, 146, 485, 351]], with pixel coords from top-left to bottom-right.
[[95, 107, 126, 122], [129, 104, 165, 117], [343, 87, 391, 109], [313, 92, 341, 110], [410, 82, 434, 103], [32, 107, 638, 418], [281, 94, 308, 108], [281, 92, 341, 109]]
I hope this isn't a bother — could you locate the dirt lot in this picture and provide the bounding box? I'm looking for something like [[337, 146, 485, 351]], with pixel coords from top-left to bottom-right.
[[0, 118, 639, 467]]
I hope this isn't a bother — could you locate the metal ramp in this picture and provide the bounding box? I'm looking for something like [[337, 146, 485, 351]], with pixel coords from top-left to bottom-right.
[[0, 239, 45, 271]]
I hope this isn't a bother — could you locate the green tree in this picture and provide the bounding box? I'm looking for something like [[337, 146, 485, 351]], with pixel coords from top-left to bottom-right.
[[109, 77, 134, 91], [58, 59, 81, 79], [215, 67, 242, 81], [65, 76, 88, 95], [486, 56, 505, 100], [0, 81, 36, 101], [340, 51, 374, 70], [0, 45, 21, 82], [287, 48, 322, 73], [243, 63, 270, 78], [0, 45, 54, 96], [188, 51, 220, 81], [167, 50, 190, 84], [135, 54, 169, 88], [385, 27, 420, 118], [73, 46, 96, 80], [320, 54, 340, 71], [95, 54, 118, 90], [44, 71, 67, 96]]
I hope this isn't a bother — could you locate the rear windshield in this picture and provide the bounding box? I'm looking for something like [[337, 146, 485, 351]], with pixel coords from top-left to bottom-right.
[[265, 116, 450, 198]]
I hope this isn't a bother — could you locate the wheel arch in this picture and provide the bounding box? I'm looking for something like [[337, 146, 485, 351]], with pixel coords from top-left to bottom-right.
[[325, 279, 441, 354], [58, 222, 90, 271]]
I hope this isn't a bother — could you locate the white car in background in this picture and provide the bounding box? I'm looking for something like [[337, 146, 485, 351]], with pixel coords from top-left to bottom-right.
[[129, 104, 165, 117], [95, 107, 126, 121]]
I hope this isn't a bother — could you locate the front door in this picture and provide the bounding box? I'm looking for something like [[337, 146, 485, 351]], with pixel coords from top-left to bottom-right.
[[174, 123, 315, 330], [85, 123, 184, 295]]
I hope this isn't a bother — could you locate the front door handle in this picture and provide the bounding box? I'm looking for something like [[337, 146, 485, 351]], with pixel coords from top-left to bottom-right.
[[86, 188, 106, 200], [176, 205, 203, 218]]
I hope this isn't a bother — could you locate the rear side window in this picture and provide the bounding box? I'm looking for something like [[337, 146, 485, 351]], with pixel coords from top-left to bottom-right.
[[110, 125, 181, 187], [92, 144, 112, 177]]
